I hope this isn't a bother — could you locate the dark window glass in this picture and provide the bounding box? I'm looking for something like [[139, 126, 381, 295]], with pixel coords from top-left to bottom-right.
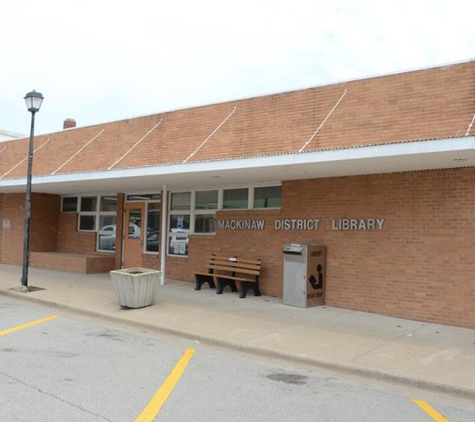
[[146, 203, 160, 252], [195, 190, 218, 210], [223, 188, 248, 209], [194, 214, 216, 233], [81, 197, 97, 212], [62, 197, 78, 213], [79, 215, 95, 231], [100, 196, 117, 212], [170, 192, 191, 211], [253, 186, 282, 208]]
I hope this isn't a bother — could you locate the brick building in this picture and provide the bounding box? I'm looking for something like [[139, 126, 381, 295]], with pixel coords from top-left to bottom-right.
[[1, 61, 475, 328]]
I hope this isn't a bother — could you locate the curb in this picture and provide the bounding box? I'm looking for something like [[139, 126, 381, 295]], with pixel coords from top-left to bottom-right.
[[2, 288, 475, 401]]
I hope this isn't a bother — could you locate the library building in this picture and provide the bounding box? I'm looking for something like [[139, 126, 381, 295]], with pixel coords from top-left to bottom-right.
[[1, 61, 475, 329]]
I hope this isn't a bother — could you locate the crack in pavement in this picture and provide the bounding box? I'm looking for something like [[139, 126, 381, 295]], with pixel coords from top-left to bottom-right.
[[0, 371, 116, 422]]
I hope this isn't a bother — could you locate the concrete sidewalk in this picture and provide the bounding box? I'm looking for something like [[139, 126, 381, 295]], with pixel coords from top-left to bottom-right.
[[1, 264, 474, 399]]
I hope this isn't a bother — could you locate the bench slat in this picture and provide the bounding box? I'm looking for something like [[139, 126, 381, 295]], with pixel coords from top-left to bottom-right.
[[210, 261, 261, 272], [209, 256, 262, 266], [210, 264, 260, 276], [214, 274, 256, 282], [208, 259, 261, 270]]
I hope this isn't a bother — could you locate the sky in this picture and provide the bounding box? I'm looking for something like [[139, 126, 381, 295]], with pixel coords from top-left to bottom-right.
[[1, 0, 475, 137]]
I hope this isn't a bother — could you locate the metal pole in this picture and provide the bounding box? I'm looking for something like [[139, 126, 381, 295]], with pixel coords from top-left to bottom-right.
[[20, 111, 36, 288], [160, 184, 167, 285]]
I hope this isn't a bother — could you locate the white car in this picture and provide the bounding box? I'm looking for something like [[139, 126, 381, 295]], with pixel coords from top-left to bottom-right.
[[99, 224, 141, 250]]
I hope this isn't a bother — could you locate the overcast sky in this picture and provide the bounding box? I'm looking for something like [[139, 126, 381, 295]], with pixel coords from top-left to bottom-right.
[[1, 0, 475, 137]]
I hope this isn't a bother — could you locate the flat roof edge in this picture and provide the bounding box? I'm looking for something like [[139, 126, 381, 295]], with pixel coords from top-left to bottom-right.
[[1, 137, 474, 191]]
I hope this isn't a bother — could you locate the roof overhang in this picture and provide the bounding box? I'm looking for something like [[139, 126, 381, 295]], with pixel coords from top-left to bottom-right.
[[1, 137, 474, 195]]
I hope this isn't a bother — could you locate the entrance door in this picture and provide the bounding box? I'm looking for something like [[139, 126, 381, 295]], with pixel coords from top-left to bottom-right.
[[123, 203, 145, 268]]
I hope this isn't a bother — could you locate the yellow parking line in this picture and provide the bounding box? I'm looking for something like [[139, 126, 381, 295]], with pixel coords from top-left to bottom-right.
[[0, 315, 59, 337], [135, 348, 195, 422], [412, 399, 449, 422]]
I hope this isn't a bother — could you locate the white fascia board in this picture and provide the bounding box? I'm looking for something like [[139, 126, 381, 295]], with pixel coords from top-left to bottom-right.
[[1, 137, 474, 190]]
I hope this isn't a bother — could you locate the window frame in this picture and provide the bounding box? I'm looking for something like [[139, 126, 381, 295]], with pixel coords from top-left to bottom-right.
[[166, 184, 281, 257], [78, 196, 99, 233], [96, 196, 119, 253]]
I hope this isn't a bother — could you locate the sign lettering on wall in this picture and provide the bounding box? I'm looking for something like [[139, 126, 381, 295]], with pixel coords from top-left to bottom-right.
[[218, 218, 385, 231], [2, 219, 11, 229], [218, 219, 266, 230], [275, 219, 320, 230], [332, 218, 385, 231]]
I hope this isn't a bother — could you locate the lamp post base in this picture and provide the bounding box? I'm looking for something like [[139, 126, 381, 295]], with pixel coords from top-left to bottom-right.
[[12, 285, 30, 293]]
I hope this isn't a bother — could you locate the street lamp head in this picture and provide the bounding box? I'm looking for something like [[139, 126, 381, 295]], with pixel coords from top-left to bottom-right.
[[24, 90, 44, 113]]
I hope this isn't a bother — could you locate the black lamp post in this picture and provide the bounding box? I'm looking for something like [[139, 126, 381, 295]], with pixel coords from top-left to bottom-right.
[[20, 90, 44, 288]]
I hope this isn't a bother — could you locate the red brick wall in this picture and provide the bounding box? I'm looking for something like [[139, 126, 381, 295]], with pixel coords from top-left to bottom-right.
[[56, 213, 96, 254], [2, 167, 474, 329], [0, 193, 59, 265], [1, 61, 474, 179], [165, 168, 475, 329]]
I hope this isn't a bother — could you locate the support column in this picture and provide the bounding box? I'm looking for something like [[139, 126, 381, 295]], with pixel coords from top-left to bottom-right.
[[160, 184, 167, 285]]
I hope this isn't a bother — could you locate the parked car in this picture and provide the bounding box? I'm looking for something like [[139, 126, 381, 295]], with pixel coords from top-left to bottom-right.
[[98, 224, 141, 251]]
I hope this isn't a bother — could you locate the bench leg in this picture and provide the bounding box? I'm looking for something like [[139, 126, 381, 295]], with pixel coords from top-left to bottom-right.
[[194, 274, 216, 290], [239, 281, 261, 299], [216, 277, 238, 294]]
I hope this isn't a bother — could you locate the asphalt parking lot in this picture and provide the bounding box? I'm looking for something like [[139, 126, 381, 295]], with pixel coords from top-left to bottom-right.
[[1, 296, 475, 422]]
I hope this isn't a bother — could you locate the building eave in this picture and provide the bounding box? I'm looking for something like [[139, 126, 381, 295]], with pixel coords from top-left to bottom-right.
[[1, 137, 474, 195]]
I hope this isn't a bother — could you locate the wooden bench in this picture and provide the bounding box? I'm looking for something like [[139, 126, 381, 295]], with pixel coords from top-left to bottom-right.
[[194, 255, 262, 299]]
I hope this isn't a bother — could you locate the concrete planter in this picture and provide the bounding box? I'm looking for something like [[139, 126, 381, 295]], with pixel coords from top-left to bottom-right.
[[110, 268, 161, 308]]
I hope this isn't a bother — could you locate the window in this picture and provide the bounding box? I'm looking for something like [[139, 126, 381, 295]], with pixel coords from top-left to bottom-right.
[[171, 192, 191, 211], [80, 196, 97, 212], [78, 196, 98, 232], [97, 196, 118, 252], [60, 195, 118, 251], [194, 190, 217, 234], [79, 215, 95, 231], [167, 186, 281, 257], [223, 188, 248, 209], [253, 186, 282, 208], [145, 202, 161, 253], [195, 190, 218, 210], [61, 197, 78, 213], [168, 192, 191, 257], [100, 196, 118, 212]]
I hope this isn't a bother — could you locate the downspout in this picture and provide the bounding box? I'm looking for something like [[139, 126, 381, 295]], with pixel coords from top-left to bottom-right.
[[160, 184, 167, 285]]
